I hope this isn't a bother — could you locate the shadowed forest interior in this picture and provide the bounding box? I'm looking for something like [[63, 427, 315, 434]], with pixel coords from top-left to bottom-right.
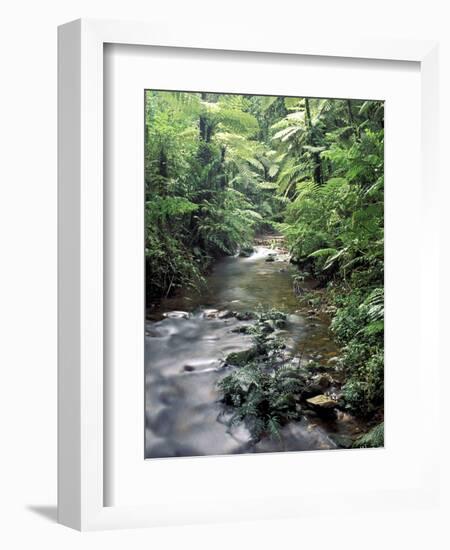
[[144, 91, 384, 458]]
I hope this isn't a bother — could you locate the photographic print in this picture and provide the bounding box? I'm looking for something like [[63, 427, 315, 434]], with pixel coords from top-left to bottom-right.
[[144, 91, 384, 458]]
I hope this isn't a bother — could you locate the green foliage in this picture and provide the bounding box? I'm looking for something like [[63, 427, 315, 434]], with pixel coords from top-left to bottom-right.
[[220, 363, 304, 441], [331, 289, 384, 416], [144, 91, 285, 303], [194, 188, 259, 256], [275, 97, 383, 288], [353, 422, 384, 448], [219, 310, 304, 441], [272, 97, 384, 422], [145, 196, 204, 299]]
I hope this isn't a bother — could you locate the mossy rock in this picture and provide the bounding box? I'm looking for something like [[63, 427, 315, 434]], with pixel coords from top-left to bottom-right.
[[306, 394, 337, 409], [303, 383, 326, 399], [225, 347, 257, 367], [258, 310, 286, 322], [261, 320, 276, 333], [218, 310, 234, 319], [305, 394, 338, 418], [330, 434, 354, 449], [231, 325, 251, 334], [235, 311, 256, 321], [239, 246, 254, 258]]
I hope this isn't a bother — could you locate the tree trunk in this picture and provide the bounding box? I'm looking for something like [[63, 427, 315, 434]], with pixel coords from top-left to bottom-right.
[[346, 99, 359, 140], [305, 98, 323, 184], [198, 92, 213, 164]]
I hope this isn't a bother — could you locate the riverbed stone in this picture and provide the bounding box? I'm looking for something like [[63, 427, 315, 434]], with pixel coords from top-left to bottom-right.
[[231, 325, 251, 334], [261, 320, 276, 333], [203, 309, 219, 319], [225, 347, 257, 367], [218, 310, 234, 319], [239, 246, 254, 257], [306, 394, 338, 409], [235, 311, 256, 321], [303, 382, 325, 399], [312, 374, 331, 390], [330, 434, 354, 449], [162, 311, 190, 319]]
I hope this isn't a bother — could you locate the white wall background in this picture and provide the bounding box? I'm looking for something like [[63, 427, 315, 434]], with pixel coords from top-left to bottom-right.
[[0, 1, 448, 548]]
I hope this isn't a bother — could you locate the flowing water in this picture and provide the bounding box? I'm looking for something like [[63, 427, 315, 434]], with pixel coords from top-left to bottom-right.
[[145, 245, 362, 458]]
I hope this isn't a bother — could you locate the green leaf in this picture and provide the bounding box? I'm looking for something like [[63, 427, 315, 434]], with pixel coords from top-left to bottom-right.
[[308, 247, 339, 259]]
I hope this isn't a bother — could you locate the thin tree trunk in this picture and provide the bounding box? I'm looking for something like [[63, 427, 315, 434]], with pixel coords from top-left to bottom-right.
[[198, 92, 213, 164], [305, 98, 323, 184], [305, 97, 312, 129], [346, 99, 359, 140], [199, 92, 211, 143]]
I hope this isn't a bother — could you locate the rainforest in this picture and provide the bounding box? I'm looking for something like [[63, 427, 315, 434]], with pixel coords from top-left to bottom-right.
[[144, 91, 384, 458]]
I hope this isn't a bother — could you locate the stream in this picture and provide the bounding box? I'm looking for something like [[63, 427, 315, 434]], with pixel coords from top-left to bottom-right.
[[145, 244, 363, 458]]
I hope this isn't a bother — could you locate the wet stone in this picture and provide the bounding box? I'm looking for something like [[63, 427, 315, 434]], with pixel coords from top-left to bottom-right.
[[306, 394, 338, 409], [231, 325, 251, 334], [235, 311, 255, 321], [239, 246, 254, 258], [330, 434, 354, 449], [225, 347, 257, 366], [162, 311, 190, 319], [218, 310, 234, 319], [203, 309, 219, 319]]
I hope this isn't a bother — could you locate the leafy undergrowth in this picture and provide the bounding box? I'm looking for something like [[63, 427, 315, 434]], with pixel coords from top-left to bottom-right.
[[296, 283, 384, 420], [353, 422, 384, 448], [220, 362, 305, 442], [330, 287, 384, 418], [219, 309, 305, 442]]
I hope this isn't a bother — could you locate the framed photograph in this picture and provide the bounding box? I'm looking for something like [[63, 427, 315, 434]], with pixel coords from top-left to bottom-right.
[[58, 18, 440, 530]]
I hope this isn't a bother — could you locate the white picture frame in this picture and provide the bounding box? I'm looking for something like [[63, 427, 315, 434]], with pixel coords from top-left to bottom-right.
[[58, 18, 440, 531]]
